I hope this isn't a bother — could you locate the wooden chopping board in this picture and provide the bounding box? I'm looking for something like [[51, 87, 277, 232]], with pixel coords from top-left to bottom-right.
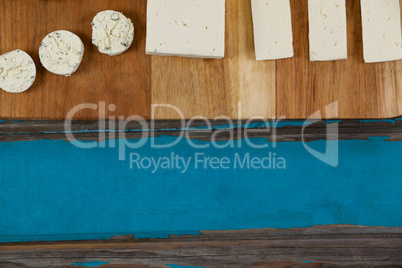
[[0, 0, 401, 120]]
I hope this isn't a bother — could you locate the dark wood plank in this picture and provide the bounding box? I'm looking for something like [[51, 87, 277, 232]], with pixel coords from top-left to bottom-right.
[[0, 119, 401, 142], [0, 226, 401, 268]]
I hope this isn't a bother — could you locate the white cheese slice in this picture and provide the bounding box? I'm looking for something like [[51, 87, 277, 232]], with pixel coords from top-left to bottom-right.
[[308, 0, 348, 61], [361, 0, 402, 63], [0, 50, 36, 93], [92, 10, 135, 56], [251, 0, 294, 61], [39, 30, 84, 76], [146, 0, 225, 59]]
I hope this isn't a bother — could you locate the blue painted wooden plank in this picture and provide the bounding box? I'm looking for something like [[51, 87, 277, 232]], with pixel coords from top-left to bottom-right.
[[71, 261, 109, 267], [0, 136, 401, 243], [166, 265, 206, 268]]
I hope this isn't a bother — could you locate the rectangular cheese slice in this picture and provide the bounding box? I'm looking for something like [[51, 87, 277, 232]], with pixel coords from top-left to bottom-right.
[[146, 0, 225, 59], [251, 0, 294, 60], [361, 0, 402, 63], [308, 0, 348, 61]]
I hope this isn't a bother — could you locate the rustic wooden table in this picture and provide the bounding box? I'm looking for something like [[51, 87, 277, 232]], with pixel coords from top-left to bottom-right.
[[1, 0, 402, 267], [1, 119, 401, 267]]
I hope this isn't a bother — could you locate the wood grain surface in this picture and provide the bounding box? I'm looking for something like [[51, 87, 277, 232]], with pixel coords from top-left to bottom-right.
[[0, 0, 401, 120], [1, 118, 401, 142], [277, 0, 402, 119], [152, 0, 276, 119], [1, 226, 402, 268], [0, 0, 151, 120]]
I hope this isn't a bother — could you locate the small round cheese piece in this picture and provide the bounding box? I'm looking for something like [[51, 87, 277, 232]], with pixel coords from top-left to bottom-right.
[[39, 30, 84, 77], [0, 50, 36, 93], [92, 10, 135, 56]]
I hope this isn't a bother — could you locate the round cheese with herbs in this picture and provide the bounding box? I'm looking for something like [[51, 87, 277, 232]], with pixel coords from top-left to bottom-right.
[[39, 30, 84, 77], [0, 50, 36, 93], [92, 10, 135, 56]]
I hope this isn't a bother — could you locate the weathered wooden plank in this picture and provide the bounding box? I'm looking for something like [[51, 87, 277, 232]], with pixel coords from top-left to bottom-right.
[[0, 119, 401, 142], [0, 226, 401, 268]]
